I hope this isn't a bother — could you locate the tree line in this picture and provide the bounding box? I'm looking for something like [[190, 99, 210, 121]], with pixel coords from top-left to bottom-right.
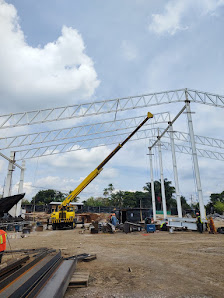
[[26, 180, 224, 214], [83, 180, 190, 211]]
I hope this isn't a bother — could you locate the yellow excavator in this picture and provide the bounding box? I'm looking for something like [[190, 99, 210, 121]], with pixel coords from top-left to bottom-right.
[[50, 112, 153, 230]]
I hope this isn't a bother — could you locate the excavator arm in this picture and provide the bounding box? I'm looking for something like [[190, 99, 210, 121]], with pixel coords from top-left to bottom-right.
[[60, 112, 153, 208]]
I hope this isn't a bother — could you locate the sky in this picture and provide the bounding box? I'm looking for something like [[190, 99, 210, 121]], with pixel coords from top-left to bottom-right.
[[0, 0, 224, 206]]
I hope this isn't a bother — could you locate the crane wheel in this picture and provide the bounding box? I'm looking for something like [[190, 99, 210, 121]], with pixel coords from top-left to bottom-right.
[[52, 224, 56, 230]]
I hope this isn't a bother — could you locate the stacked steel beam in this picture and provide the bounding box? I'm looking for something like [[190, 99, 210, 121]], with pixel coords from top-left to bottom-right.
[[0, 248, 76, 298]]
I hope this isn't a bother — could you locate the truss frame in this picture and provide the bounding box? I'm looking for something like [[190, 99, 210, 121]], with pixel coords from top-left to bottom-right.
[[14, 128, 224, 161], [0, 88, 224, 129]]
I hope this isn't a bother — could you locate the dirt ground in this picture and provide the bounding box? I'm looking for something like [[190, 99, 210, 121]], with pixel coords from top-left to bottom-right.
[[5, 225, 224, 298]]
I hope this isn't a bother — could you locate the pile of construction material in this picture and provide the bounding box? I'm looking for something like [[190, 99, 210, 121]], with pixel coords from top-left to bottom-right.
[[0, 248, 97, 297]]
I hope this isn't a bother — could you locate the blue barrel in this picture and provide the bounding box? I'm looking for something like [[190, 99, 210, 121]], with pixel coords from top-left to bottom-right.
[[14, 225, 20, 232], [146, 224, 156, 233]]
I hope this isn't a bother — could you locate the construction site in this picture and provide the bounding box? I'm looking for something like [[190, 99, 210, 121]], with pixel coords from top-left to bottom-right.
[[0, 1, 224, 297], [0, 89, 224, 298]]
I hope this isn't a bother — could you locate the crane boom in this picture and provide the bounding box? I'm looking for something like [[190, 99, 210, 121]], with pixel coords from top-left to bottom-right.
[[60, 112, 153, 207]]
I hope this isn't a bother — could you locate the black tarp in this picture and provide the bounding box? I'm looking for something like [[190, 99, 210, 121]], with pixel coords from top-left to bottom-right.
[[0, 193, 25, 217]]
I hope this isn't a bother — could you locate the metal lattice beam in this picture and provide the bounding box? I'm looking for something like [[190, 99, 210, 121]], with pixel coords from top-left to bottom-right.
[[156, 141, 224, 162], [0, 113, 169, 150], [0, 88, 224, 129], [14, 128, 224, 161]]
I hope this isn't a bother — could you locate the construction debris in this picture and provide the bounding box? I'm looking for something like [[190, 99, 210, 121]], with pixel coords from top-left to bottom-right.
[[64, 253, 97, 262]]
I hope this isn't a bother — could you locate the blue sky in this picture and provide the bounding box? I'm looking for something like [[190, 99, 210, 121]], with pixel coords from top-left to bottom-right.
[[0, 0, 224, 204]]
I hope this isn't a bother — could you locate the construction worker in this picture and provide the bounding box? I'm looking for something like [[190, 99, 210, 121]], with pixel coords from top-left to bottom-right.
[[111, 213, 118, 227], [196, 212, 203, 233], [209, 217, 216, 234], [160, 221, 168, 231], [0, 230, 7, 263]]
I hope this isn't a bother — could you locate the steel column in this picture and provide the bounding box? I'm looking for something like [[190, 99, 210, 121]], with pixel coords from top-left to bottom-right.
[[149, 148, 156, 221], [169, 124, 182, 218], [4, 151, 15, 198], [185, 98, 206, 219], [158, 140, 167, 219], [12, 160, 26, 217]]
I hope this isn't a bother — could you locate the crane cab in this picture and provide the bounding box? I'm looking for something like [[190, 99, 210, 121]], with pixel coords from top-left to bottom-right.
[[51, 204, 76, 230]]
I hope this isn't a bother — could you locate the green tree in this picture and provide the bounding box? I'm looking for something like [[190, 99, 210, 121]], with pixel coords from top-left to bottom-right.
[[210, 192, 224, 204], [206, 191, 224, 214], [83, 196, 110, 207], [214, 201, 224, 214], [31, 189, 66, 205], [143, 179, 176, 210], [122, 191, 137, 208], [111, 191, 125, 208], [107, 183, 115, 193], [22, 199, 31, 204], [103, 188, 109, 198], [103, 183, 115, 199], [180, 196, 191, 211]]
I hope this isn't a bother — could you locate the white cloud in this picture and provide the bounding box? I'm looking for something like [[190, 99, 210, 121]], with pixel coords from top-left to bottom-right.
[[100, 167, 118, 179], [34, 175, 105, 200], [35, 176, 78, 192], [38, 146, 112, 170], [149, 0, 224, 35], [0, 0, 100, 111]]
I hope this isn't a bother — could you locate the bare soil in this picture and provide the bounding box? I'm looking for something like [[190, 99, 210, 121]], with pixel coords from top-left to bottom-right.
[[6, 226, 224, 298]]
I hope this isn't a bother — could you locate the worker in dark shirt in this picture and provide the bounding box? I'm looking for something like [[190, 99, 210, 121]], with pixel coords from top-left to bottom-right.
[[196, 212, 203, 233]]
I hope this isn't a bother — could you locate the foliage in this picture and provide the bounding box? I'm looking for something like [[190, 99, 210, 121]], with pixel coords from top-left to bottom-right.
[[22, 199, 31, 204], [110, 191, 125, 208], [143, 179, 176, 210], [84, 180, 178, 210], [206, 191, 224, 214], [103, 183, 115, 198], [83, 196, 110, 207], [210, 192, 224, 204], [214, 201, 224, 214], [180, 196, 191, 210], [31, 189, 70, 205]]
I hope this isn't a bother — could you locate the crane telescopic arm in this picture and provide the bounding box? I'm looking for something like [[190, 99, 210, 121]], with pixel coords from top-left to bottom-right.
[[60, 112, 153, 207]]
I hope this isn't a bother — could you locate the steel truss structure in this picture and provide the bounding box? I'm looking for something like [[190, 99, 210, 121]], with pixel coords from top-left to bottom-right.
[[154, 141, 224, 162], [0, 88, 224, 129], [0, 112, 169, 150], [14, 128, 224, 161]]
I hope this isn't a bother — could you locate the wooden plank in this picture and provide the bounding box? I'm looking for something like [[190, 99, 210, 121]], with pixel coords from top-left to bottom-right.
[[68, 270, 89, 288]]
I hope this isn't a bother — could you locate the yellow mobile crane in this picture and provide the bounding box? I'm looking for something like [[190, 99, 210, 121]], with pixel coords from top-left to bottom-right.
[[50, 112, 153, 230]]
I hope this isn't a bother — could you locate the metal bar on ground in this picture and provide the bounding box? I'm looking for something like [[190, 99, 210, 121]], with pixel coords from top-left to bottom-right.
[[0, 256, 29, 280], [9, 252, 62, 298], [0, 251, 48, 291], [26, 257, 63, 298], [36, 260, 76, 298]]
